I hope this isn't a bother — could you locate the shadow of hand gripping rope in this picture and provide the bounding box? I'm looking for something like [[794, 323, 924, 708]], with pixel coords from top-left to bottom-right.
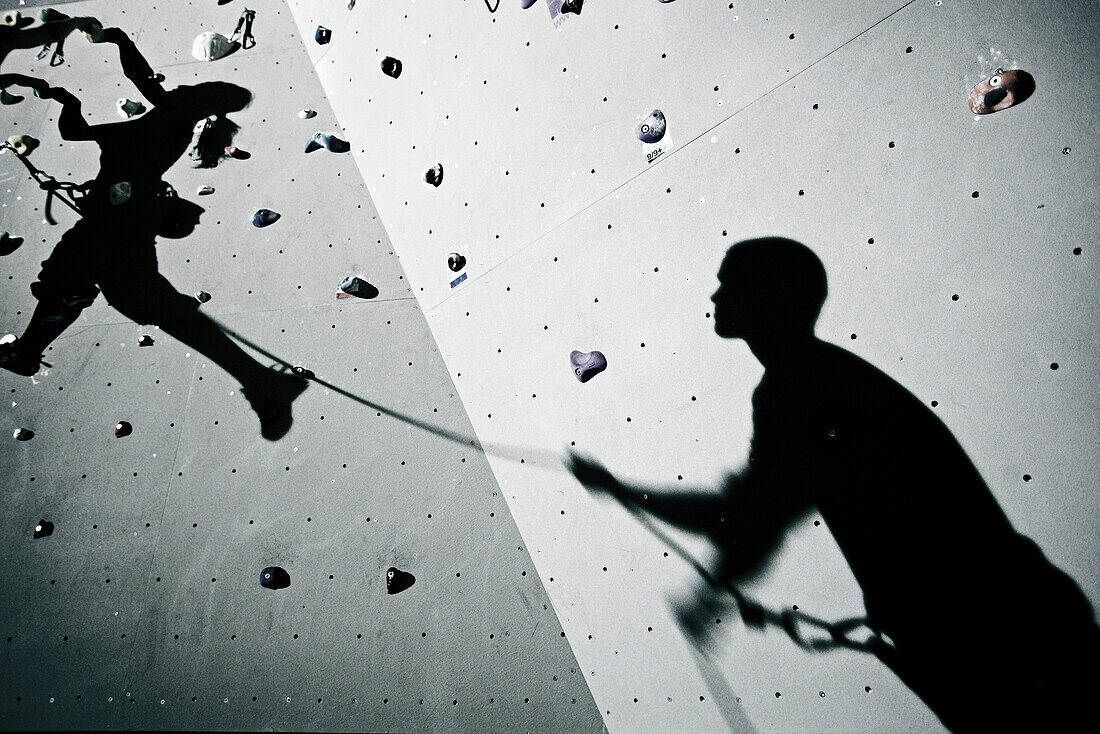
[[0, 74, 307, 441], [569, 238, 1100, 732]]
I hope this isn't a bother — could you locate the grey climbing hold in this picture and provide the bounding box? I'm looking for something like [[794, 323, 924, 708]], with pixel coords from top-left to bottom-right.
[[196, 185, 215, 196], [521, 0, 537, 8], [635, 109, 666, 144], [336, 276, 379, 300], [108, 182, 131, 206], [381, 56, 402, 79], [195, 290, 212, 303], [315, 26, 331, 44], [114, 421, 132, 438], [138, 335, 155, 347], [386, 567, 415, 594], [33, 520, 53, 539], [298, 109, 317, 119], [116, 98, 146, 118], [424, 163, 444, 186], [304, 131, 350, 153], [562, 0, 583, 15], [252, 208, 280, 227], [292, 365, 315, 379], [13, 428, 34, 441], [260, 566, 291, 589], [188, 116, 215, 163], [570, 350, 607, 383], [447, 253, 466, 272]]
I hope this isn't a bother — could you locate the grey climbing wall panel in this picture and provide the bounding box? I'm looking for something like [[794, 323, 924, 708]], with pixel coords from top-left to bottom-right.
[[0, 1, 603, 731], [287, 0, 1099, 732]]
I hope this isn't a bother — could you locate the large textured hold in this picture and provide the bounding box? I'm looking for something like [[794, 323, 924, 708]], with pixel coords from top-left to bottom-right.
[[570, 350, 607, 383]]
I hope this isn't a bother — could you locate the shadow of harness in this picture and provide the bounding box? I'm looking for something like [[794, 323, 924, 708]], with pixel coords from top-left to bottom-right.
[[1, 142, 201, 237]]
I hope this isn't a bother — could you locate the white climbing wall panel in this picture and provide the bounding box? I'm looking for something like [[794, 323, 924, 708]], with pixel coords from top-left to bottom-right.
[[1, 0, 603, 731], [287, 0, 1099, 731]]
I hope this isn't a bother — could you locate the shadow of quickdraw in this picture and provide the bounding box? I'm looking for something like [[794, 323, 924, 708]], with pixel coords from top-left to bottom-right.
[[1, 141, 87, 224]]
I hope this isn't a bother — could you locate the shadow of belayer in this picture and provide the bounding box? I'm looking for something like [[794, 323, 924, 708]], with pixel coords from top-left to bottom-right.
[[569, 238, 1099, 731], [0, 35, 306, 440]]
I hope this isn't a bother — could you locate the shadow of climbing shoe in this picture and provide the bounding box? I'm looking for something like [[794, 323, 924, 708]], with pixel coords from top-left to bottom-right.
[[0, 335, 45, 377], [241, 368, 309, 441]]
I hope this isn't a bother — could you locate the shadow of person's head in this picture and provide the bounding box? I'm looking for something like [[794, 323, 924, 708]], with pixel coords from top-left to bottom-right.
[[711, 237, 827, 343], [161, 82, 252, 167], [162, 81, 252, 119]]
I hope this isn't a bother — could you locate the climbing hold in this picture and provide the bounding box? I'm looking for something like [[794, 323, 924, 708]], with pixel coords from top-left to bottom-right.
[[260, 566, 291, 590], [424, 163, 444, 187], [292, 365, 315, 379], [967, 69, 1035, 114], [192, 31, 236, 62], [108, 182, 132, 206], [39, 9, 69, 23], [0, 231, 24, 256], [298, 109, 317, 119], [0, 89, 23, 105], [570, 350, 607, 383], [315, 26, 331, 44], [561, 0, 584, 15], [13, 428, 34, 441], [81, 19, 106, 44], [196, 185, 215, 196], [447, 253, 466, 272], [336, 276, 379, 300], [224, 146, 250, 160], [33, 520, 53, 539], [252, 209, 280, 228], [635, 110, 666, 144], [117, 98, 146, 118], [304, 131, 350, 153], [138, 335, 154, 347], [6, 134, 39, 157], [381, 57, 402, 79], [348, 0, 357, 9], [195, 290, 212, 303], [188, 116, 215, 164], [521, 0, 538, 7], [386, 567, 415, 594], [114, 421, 132, 438], [3, 10, 24, 26]]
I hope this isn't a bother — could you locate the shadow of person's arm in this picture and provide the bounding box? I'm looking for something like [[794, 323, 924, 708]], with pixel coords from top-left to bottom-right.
[[568, 451, 733, 536], [39, 85, 98, 141], [0, 16, 98, 53]]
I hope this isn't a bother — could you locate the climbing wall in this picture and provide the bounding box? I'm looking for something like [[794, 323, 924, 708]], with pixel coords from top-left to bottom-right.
[[285, 0, 1100, 732], [0, 1, 603, 731]]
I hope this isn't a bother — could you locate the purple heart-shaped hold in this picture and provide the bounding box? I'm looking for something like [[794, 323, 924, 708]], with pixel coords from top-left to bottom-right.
[[570, 350, 606, 383]]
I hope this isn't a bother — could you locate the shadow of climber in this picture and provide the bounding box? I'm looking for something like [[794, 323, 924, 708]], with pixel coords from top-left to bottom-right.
[[569, 237, 1099, 732], [0, 73, 307, 440]]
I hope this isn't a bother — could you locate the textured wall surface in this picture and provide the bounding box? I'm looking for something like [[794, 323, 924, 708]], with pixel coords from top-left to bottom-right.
[[2, 0, 1098, 731], [0, 1, 602, 731], [285, 0, 1098, 732]]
